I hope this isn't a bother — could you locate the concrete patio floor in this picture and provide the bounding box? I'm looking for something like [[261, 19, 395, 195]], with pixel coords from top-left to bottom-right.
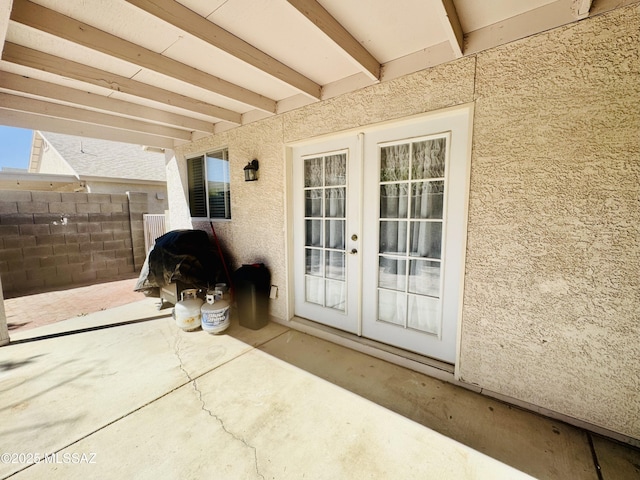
[[1, 287, 639, 479]]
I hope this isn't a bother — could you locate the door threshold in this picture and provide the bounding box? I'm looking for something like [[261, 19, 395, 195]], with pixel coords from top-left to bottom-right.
[[281, 316, 458, 384]]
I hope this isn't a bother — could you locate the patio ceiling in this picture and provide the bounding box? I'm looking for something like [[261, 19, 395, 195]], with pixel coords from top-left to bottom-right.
[[0, 0, 603, 149]]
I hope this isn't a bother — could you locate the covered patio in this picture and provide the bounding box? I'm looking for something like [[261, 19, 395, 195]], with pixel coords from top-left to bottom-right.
[[1, 0, 639, 478], [0, 284, 638, 478]]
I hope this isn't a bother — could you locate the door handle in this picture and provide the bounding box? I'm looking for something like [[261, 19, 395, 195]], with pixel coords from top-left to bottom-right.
[[350, 248, 358, 255]]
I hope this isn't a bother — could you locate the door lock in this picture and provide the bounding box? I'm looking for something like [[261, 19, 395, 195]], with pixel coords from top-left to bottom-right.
[[351, 234, 358, 241]]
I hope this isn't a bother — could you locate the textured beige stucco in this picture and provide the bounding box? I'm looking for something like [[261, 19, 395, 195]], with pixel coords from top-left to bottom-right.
[[284, 58, 475, 143], [461, 5, 640, 439], [173, 117, 288, 321], [170, 5, 640, 439]]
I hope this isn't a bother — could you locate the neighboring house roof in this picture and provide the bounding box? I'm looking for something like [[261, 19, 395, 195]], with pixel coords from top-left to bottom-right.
[[29, 131, 166, 182]]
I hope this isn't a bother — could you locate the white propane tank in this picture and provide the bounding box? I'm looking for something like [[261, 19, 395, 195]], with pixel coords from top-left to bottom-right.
[[174, 289, 203, 331], [201, 292, 230, 334]]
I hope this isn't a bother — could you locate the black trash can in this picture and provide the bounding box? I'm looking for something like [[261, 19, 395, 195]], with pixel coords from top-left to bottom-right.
[[233, 263, 270, 330]]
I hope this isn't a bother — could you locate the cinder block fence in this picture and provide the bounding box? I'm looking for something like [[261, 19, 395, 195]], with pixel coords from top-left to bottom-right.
[[0, 190, 152, 297]]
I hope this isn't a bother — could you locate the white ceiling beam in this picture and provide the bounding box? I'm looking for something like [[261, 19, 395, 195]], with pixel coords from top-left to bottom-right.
[[464, 1, 577, 55], [10, 0, 276, 113], [2, 43, 242, 124], [0, 71, 214, 134], [381, 41, 457, 82], [0, 109, 175, 149], [0, 0, 12, 50], [436, 0, 464, 58], [124, 0, 321, 100], [0, 92, 192, 140], [285, 0, 381, 81]]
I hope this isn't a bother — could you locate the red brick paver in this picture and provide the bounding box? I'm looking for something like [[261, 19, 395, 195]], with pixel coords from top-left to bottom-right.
[[4, 278, 148, 333]]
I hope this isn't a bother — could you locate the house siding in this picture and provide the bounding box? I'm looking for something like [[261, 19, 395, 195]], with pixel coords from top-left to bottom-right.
[[37, 140, 75, 175], [169, 5, 640, 440]]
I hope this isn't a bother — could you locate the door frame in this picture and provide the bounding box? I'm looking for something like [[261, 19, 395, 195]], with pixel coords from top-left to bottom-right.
[[284, 104, 474, 373]]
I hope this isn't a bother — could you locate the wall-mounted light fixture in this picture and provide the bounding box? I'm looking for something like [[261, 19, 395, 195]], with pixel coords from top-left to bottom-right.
[[244, 159, 259, 182]]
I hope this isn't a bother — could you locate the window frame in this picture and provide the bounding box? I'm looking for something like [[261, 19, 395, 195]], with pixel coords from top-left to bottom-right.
[[186, 148, 231, 221]]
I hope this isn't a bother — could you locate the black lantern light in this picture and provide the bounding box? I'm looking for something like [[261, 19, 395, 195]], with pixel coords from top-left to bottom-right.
[[244, 159, 259, 182]]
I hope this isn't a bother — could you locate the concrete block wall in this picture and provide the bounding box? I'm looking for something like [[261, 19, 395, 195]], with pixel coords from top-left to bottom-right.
[[0, 190, 150, 297]]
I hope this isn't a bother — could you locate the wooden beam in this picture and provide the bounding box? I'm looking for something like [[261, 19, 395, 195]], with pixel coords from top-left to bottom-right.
[[0, 92, 192, 140], [0, 0, 12, 51], [437, 0, 464, 58], [286, 0, 380, 81], [0, 71, 215, 133], [0, 109, 176, 149], [10, 0, 276, 112], [124, 0, 321, 100], [464, 1, 577, 55], [2, 43, 242, 124]]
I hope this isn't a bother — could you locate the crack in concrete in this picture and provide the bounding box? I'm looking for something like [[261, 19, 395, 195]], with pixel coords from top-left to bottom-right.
[[192, 378, 265, 480], [170, 330, 264, 478], [173, 332, 193, 382]]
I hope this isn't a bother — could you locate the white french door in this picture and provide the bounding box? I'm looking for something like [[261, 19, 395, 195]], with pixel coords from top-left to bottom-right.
[[292, 107, 472, 363], [292, 135, 362, 333]]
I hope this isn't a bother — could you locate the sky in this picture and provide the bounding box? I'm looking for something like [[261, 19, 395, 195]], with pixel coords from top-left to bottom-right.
[[0, 126, 33, 171]]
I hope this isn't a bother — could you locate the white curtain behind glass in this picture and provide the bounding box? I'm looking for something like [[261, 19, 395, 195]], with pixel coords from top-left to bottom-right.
[[304, 154, 347, 311], [378, 138, 446, 333]]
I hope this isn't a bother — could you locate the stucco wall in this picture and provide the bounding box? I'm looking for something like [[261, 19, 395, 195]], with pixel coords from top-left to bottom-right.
[[461, 5, 639, 439], [170, 5, 639, 439], [169, 119, 288, 320]]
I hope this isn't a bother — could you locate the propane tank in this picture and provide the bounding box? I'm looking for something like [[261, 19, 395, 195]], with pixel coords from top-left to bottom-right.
[[174, 289, 203, 331], [201, 291, 230, 334]]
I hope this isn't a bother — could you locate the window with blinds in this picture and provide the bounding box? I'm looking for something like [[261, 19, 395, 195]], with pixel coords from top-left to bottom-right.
[[187, 148, 231, 220]]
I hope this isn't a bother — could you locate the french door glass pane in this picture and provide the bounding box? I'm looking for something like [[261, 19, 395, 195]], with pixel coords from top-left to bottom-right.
[[305, 189, 322, 217], [378, 290, 406, 326], [305, 276, 324, 305], [411, 181, 443, 219], [305, 249, 323, 276], [305, 158, 323, 187], [325, 154, 346, 186], [325, 280, 346, 310], [325, 188, 345, 217], [378, 256, 406, 291], [326, 251, 345, 280], [380, 145, 410, 181], [305, 220, 322, 247], [380, 183, 408, 218], [409, 221, 442, 258], [412, 138, 446, 179], [379, 221, 407, 254], [409, 260, 440, 297], [407, 295, 441, 334], [325, 220, 345, 249], [304, 152, 347, 312]]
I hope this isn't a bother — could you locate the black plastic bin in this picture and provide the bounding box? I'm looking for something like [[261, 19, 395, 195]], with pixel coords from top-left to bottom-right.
[[233, 263, 270, 330]]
